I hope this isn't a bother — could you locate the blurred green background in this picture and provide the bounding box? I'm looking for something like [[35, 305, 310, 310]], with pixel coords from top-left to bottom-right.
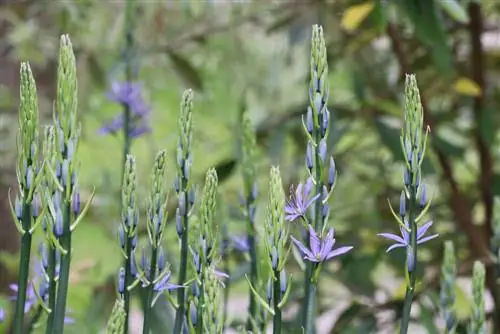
[[0, 0, 499, 333]]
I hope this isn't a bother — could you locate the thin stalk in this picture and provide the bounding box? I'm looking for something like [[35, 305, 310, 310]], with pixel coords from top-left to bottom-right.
[[45, 246, 57, 333], [246, 199, 258, 330], [121, 1, 135, 332], [272, 271, 282, 334], [13, 200, 32, 334], [302, 121, 323, 333], [52, 203, 72, 334], [122, 232, 133, 334], [142, 247, 158, 334], [196, 281, 205, 333], [174, 191, 189, 334], [26, 305, 43, 333], [400, 183, 417, 334]]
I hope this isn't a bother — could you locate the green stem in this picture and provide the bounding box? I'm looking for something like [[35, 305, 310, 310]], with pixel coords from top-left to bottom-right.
[[400, 183, 417, 334], [121, 2, 135, 332], [122, 232, 133, 334], [272, 270, 282, 334], [142, 246, 158, 334], [52, 203, 72, 334], [246, 200, 258, 331], [45, 246, 57, 334], [196, 280, 205, 333], [174, 191, 189, 334], [13, 200, 32, 334], [302, 115, 323, 334], [26, 305, 43, 334]]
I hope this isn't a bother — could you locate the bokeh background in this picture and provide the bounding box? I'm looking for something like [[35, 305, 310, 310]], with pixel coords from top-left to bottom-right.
[[0, 0, 500, 333]]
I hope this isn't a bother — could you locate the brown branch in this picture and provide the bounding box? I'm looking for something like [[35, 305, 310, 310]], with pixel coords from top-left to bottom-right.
[[385, 22, 500, 326], [468, 2, 494, 238]]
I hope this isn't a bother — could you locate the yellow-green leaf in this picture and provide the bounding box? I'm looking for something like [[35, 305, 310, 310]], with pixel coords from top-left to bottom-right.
[[341, 2, 375, 32], [453, 77, 482, 96]]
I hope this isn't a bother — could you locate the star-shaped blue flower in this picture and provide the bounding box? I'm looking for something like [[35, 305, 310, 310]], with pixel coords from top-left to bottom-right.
[[285, 178, 320, 221], [377, 220, 438, 253], [291, 225, 353, 263], [99, 81, 151, 138]]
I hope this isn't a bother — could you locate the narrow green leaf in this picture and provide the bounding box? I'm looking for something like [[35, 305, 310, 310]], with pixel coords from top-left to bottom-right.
[[168, 51, 203, 91], [438, 0, 469, 23]]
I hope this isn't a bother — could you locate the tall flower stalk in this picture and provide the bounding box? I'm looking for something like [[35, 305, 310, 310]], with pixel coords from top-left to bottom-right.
[[42, 125, 62, 333], [240, 113, 259, 330], [440, 241, 456, 333], [50, 34, 93, 334], [377, 74, 435, 334], [469, 261, 486, 333], [121, 0, 136, 173], [118, 154, 139, 333], [173, 89, 195, 334], [298, 24, 333, 333], [141, 150, 178, 333], [11, 61, 41, 334], [247, 167, 289, 334], [188, 168, 218, 333]]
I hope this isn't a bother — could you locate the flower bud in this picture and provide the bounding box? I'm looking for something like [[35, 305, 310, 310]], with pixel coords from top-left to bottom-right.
[[319, 139, 327, 162], [72, 189, 80, 215], [404, 169, 410, 187], [188, 186, 195, 206], [280, 269, 287, 294], [271, 246, 278, 270], [190, 302, 197, 326], [419, 183, 427, 209], [306, 107, 313, 135], [306, 141, 313, 170], [118, 226, 125, 249], [178, 192, 186, 216], [175, 208, 183, 237], [266, 279, 272, 303], [54, 209, 63, 237], [157, 247, 166, 273], [328, 157, 336, 189], [118, 267, 125, 294], [174, 175, 180, 193], [32, 193, 41, 219], [321, 108, 330, 138], [25, 166, 34, 190], [399, 191, 406, 217]]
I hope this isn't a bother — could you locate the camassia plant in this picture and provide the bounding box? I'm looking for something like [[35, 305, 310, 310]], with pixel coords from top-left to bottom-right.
[[2, 25, 493, 334]]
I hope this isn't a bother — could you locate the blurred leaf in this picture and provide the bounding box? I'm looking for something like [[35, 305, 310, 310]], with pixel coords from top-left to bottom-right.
[[139, 287, 175, 333], [454, 283, 472, 320], [266, 11, 299, 34], [419, 300, 439, 333], [453, 77, 482, 97], [87, 54, 106, 87], [332, 301, 377, 334], [267, 125, 286, 165], [337, 253, 378, 296], [493, 173, 500, 196], [396, 0, 452, 77], [374, 118, 402, 161], [228, 262, 251, 284], [332, 301, 366, 332], [370, 0, 388, 32], [341, 2, 375, 32], [432, 134, 465, 158], [479, 108, 495, 146], [438, 0, 469, 24], [168, 51, 204, 91], [213, 158, 237, 184]]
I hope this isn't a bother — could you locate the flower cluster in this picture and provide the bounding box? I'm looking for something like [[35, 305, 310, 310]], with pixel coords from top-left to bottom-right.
[[99, 81, 151, 137]]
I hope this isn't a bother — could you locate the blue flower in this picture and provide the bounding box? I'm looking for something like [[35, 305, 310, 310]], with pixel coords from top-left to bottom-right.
[[153, 272, 183, 294], [0, 308, 4, 323], [285, 178, 320, 221], [99, 81, 151, 137], [377, 220, 438, 253], [291, 225, 353, 263], [230, 235, 250, 253]]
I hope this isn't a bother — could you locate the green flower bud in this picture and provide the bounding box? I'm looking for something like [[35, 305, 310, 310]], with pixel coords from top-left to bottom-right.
[[469, 261, 486, 334]]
